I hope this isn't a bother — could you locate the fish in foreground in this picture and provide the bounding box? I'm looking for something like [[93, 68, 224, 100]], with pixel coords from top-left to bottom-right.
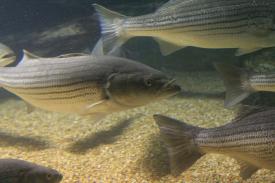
[[215, 63, 275, 107], [0, 43, 16, 67], [154, 110, 275, 179], [0, 159, 62, 183], [0, 49, 180, 118], [94, 0, 275, 56]]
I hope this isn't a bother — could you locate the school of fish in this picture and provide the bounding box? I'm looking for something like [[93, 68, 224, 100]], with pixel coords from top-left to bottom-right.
[[0, 0, 274, 182]]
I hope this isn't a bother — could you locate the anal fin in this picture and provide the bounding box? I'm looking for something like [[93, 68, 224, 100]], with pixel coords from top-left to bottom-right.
[[237, 159, 259, 180], [25, 102, 35, 114], [154, 38, 184, 56], [235, 48, 262, 56]]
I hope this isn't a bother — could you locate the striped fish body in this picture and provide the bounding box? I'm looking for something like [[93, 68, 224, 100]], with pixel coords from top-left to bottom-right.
[[0, 55, 112, 114], [0, 54, 177, 116], [248, 73, 275, 92], [154, 109, 275, 179], [196, 110, 275, 171], [95, 0, 275, 56]]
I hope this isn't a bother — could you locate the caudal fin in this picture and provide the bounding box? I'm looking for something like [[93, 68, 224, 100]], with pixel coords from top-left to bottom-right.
[[93, 4, 129, 55], [153, 114, 204, 176], [214, 63, 253, 108], [0, 43, 16, 67]]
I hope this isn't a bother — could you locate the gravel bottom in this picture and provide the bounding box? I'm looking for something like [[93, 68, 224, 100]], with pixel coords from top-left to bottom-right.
[[0, 71, 274, 183]]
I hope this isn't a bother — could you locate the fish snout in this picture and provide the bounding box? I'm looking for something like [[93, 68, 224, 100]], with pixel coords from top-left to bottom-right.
[[161, 79, 182, 96], [54, 172, 63, 183]]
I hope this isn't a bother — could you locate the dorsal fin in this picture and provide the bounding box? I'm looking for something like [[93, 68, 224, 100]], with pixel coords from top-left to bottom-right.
[[23, 50, 40, 59], [18, 50, 41, 66], [234, 105, 274, 121]]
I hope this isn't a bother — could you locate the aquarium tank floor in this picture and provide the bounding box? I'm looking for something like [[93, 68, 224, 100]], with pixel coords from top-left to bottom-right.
[[0, 71, 274, 183]]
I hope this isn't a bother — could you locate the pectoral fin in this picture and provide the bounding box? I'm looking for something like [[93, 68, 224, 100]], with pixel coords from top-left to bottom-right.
[[154, 38, 184, 56], [25, 102, 35, 114], [235, 48, 262, 56], [79, 100, 107, 116], [237, 159, 259, 180]]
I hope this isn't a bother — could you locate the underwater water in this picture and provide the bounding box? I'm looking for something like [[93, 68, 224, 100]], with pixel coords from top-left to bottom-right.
[[0, 0, 274, 182]]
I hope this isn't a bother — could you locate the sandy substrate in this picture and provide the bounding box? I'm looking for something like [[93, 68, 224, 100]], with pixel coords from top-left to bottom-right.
[[0, 71, 274, 183]]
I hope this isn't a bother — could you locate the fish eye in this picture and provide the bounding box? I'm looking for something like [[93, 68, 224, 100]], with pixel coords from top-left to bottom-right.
[[46, 173, 53, 180], [144, 79, 153, 87]]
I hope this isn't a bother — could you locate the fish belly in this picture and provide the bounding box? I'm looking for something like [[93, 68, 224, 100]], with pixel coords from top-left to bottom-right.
[[128, 29, 273, 49], [3, 83, 106, 115]]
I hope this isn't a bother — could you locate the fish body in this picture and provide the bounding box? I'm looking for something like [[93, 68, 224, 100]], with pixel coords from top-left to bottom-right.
[[0, 51, 180, 116], [215, 63, 275, 107], [154, 109, 275, 179], [94, 0, 275, 56], [0, 159, 62, 183]]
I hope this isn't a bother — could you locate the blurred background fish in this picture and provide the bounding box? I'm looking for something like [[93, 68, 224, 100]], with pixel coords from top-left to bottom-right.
[[215, 63, 275, 107], [0, 158, 62, 183]]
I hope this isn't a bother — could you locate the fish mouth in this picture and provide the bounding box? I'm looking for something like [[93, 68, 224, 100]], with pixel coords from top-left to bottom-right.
[[158, 79, 182, 96]]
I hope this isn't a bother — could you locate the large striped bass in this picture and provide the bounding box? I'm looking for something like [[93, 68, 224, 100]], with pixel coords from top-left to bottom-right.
[[94, 0, 275, 56], [154, 109, 275, 179], [215, 63, 275, 107], [0, 50, 181, 118]]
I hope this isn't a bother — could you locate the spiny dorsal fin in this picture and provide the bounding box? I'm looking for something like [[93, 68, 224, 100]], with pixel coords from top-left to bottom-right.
[[23, 50, 40, 59], [237, 159, 259, 180], [18, 50, 41, 66], [234, 105, 275, 122]]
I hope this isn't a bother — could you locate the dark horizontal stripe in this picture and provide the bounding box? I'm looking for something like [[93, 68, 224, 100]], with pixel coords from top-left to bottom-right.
[[199, 139, 272, 148], [200, 143, 271, 150], [12, 85, 98, 96], [127, 3, 271, 29], [3, 79, 102, 90], [127, 12, 270, 33], [130, 1, 252, 25], [0, 65, 97, 80], [29, 91, 99, 101], [197, 131, 275, 144]]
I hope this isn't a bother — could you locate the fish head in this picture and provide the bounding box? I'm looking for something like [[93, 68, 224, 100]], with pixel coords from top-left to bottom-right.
[[107, 72, 181, 107], [0, 43, 16, 66], [23, 166, 63, 183]]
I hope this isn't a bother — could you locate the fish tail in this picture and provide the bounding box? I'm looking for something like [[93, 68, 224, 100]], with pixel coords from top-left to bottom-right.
[[214, 63, 253, 108], [0, 43, 16, 67], [93, 4, 129, 55], [153, 114, 204, 176]]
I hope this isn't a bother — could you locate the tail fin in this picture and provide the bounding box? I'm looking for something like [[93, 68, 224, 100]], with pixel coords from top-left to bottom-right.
[[93, 4, 129, 55], [214, 63, 253, 108], [0, 43, 16, 67], [153, 114, 204, 176]]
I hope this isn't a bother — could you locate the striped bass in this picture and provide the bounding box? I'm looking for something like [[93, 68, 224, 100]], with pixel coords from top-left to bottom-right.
[[215, 63, 275, 107], [0, 50, 181, 118], [94, 0, 275, 56], [154, 109, 275, 179]]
